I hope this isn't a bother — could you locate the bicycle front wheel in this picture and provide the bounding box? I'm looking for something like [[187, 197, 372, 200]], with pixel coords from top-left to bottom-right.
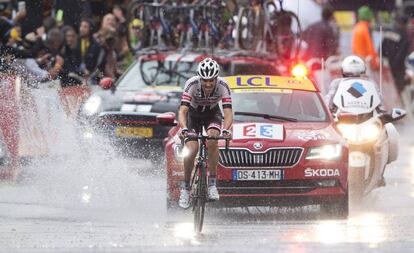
[[193, 163, 207, 233], [193, 193, 206, 233]]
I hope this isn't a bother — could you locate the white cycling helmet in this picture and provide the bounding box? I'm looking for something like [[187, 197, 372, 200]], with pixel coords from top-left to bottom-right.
[[197, 58, 220, 80], [341, 55, 366, 77]]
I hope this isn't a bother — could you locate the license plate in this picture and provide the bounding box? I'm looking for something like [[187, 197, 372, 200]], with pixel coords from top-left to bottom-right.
[[232, 169, 284, 181], [115, 127, 153, 138]]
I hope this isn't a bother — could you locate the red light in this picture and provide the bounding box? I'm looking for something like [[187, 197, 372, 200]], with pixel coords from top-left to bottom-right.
[[291, 64, 308, 78]]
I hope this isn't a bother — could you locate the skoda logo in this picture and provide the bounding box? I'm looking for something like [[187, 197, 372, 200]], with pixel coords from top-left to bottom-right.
[[253, 142, 263, 150]]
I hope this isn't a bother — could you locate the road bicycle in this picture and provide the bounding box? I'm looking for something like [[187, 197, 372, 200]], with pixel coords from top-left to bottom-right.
[[183, 132, 229, 233], [234, 0, 302, 57]]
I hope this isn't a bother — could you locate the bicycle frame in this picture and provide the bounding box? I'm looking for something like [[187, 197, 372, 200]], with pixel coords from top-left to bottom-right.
[[184, 133, 229, 233]]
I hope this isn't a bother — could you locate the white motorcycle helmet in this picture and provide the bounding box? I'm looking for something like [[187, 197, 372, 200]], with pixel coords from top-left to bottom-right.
[[341, 55, 366, 77], [197, 58, 220, 80]]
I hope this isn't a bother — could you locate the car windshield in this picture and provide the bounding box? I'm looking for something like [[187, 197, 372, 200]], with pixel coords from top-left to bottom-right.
[[117, 60, 199, 90], [116, 57, 278, 91], [230, 62, 279, 75], [232, 91, 328, 122]]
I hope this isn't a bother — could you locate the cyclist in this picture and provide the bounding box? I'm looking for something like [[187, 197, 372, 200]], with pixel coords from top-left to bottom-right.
[[178, 57, 233, 209], [325, 55, 383, 110]]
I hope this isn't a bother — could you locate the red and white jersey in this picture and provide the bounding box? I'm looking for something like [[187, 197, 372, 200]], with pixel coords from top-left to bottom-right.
[[181, 76, 232, 111]]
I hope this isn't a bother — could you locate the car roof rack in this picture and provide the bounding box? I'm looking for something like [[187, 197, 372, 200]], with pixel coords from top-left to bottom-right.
[[224, 50, 278, 60]]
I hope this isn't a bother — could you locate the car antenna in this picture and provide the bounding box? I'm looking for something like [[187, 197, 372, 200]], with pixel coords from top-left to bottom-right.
[[295, 0, 301, 62], [379, 25, 383, 94]]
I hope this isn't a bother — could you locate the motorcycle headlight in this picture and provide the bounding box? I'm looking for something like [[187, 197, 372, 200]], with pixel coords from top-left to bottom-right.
[[337, 122, 381, 143], [306, 144, 342, 160], [83, 95, 102, 116]]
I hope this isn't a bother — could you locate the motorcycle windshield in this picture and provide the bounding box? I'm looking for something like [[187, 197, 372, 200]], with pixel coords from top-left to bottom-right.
[[332, 78, 381, 115]]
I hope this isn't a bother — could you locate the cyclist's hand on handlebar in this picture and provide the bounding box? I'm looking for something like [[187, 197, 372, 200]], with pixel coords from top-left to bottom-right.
[[180, 128, 189, 139], [222, 129, 232, 139]]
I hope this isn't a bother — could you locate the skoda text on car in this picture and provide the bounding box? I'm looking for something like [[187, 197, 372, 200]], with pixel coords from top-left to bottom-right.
[[162, 75, 350, 217], [77, 50, 279, 158]]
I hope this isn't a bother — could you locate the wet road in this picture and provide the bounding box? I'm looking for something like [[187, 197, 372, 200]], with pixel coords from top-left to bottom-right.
[[1, 123, 414, 252]]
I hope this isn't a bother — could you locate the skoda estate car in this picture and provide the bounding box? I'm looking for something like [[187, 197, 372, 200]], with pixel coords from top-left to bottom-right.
[[161, 75, 349, 218]]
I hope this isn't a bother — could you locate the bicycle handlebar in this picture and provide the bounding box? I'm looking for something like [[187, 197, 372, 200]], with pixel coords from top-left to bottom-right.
[[182, 134, 230, 149]]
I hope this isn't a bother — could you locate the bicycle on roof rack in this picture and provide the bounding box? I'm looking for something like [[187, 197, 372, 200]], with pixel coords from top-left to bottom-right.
[[127, 0, 236, 50], [126, 0, 301, 56], [127, 1, 176, 49], [234, 0, 302, 57]]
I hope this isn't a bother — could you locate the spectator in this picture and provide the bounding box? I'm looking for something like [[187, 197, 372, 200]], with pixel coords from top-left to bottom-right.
[[35, 16, 57, 43], [6, 25, 22, 48], [382, 15, 411, 94], [1, 7, 26, 45], [112, 5, 129, 59], [129, 18, 145, 53], [96, 28, 118, 80], [94, 13, 117, 45], [78, 18, 101, 75], [352, 5, 379, 70], [61, 26, 82, 86], [303, 4, 339, 61], [13, 32, 64, 83], [43, 28, 64, 79]]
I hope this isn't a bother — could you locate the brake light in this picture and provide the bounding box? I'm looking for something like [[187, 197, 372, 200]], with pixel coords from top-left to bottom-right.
[[291, 63, 308, 78]]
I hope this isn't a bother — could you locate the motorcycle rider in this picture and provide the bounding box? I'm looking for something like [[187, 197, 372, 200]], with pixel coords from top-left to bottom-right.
[[325, 55, 383, 110], [178, 58, 233, 209]]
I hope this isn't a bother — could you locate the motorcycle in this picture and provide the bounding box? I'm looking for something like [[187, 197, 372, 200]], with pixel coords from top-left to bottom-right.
[[332, 78, 406, 200]]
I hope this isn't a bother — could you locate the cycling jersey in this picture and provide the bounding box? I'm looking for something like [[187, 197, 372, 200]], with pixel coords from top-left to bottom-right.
[[180, 76, 232, 112], [187, 106, 222, 133]]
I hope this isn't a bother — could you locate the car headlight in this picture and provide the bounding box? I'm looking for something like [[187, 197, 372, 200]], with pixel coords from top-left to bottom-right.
[[306, 144, 342, 160], [337, 122, 381, 143], [83, 95, 102, 116]]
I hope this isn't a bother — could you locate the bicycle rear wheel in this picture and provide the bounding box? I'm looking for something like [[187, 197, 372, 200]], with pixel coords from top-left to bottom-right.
[[193, 163, 207, 233]]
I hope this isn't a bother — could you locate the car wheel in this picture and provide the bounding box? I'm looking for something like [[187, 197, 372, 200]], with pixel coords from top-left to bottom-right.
[[320, 193, 349, 219]]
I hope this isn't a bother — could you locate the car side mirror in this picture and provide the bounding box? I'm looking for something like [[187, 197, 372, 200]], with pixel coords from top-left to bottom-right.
[[380, 108, 407, 124], [99, 77, 114, 90], [157, 112, 177, 126]]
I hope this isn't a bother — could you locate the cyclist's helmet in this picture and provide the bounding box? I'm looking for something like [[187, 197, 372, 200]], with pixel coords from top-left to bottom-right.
[[341, 55, 366, 77], [197, 58, 220, 80]]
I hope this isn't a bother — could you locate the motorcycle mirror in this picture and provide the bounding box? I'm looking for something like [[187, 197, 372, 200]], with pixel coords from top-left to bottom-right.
[[390, 108, 406, 121], [156, 112, 177, 126], [379, 108, 407, 124]]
